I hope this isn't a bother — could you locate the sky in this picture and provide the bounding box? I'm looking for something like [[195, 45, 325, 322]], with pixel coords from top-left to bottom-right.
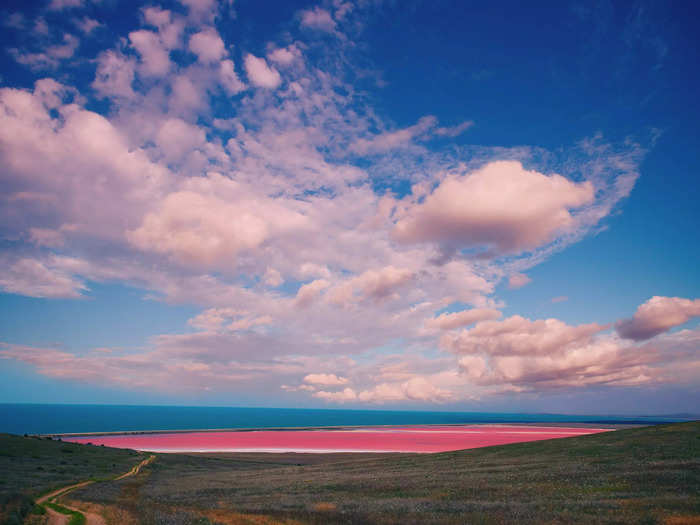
[[0, 0, 698, 414]]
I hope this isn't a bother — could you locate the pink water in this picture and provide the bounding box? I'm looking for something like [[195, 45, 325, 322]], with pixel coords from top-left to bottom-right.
[[64, 425, 610, 453]]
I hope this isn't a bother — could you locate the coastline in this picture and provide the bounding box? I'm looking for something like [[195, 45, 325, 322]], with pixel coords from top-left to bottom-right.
[[42, 420, 636, 439], [59, 423, 616, 454]]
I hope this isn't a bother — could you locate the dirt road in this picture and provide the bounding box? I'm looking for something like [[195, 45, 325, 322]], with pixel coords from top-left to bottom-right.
[[37, 455, 155, 525]]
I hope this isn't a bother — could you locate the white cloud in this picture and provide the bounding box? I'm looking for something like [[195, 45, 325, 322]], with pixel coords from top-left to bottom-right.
[[0, 258, 87, 298], [189, 28, 226, 64], [425, 308, 502, 331], [243, 54, 281, 89], [328, 266, 414, 306], [129, 30, 170, 77], [75, 17, 101, 34], [442, 315, 605, 357], [268, 45, 300, 66], [300, 7, 336, 32], [92, 50, 136, 99], [127, 173, 310, 267], [295, 279, 331, 308], [169, 74, 204, 114], [304, 373, 348, 386], [358, 377, 454, 403], [393, 161, 595, 255], [314, 387, 357, 402], [616, 296, 700, 341], [219, 59, 245, 94], [154, 118, 205, 162]]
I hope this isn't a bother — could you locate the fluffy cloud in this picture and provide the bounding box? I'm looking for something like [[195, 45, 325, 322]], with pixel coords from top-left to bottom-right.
[[443, 314, 700, 392], [142, 7, 184, 49], [303, 373, 348, 386], [314, 387, 357, 402], [0, 80, 167, 241], [443, 315, 605, 357], [129, 30, 171, 76], [358, 377, 454, 403], [10, 33, 81, 70], [0, 258, 87, 298], [92, 51, 136, 99], [243, 54, 281, 89], [128, 174, 310, 267], [268, 45, 300, 66], [219, 59, 245, 94], [616, 296, 700, 341], [75, 17, 101, 34], [300, 7, 336, 32], [189, 28, 226, 63], [393, 161, 595, 255], [328, 266, 414, 306], [424, 308, 502, 331], [154, 118, 206, 162], [295, 279, 331, 307]]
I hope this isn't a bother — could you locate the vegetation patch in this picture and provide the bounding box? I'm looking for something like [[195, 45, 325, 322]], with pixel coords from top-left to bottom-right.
[[44, 502, 87, 525]]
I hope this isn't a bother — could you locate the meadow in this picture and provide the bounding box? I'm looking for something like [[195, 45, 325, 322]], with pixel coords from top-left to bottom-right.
[[0, 433, 144, 524], [60, 421, 699, 524]]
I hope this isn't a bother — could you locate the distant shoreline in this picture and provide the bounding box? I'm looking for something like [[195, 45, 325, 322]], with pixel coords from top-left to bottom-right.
[[42, 421, 646, 438]]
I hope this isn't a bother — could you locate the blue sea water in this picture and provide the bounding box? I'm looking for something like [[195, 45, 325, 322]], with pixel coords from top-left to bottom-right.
[[0, 404, 689, 435]]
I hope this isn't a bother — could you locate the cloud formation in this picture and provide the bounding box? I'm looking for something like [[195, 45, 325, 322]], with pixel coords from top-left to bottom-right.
[[304, 373, 348, 386], [393, 161, 595, 255], [508, 273, 532, 289], [424, 308, 502, 332], [0, 0, 666, 406], [616, 296, 700, 341], [243, 54, 281, 88]]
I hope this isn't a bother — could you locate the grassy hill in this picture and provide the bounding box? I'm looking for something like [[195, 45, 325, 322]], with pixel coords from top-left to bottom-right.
[[64, 421, 700, 524], [0, 433, 143, 524]]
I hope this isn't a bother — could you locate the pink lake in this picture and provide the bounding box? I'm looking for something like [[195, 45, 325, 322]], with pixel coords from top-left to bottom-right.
[[63, 425, 611, 453]]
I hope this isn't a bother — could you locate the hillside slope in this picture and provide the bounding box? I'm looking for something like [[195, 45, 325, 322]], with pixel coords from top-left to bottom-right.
[[0, 433, 143, 524], [68, 422, 700, 524]]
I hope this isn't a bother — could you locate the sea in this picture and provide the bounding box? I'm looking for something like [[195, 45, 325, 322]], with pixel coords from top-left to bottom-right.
[[0, 404, 689, 435]]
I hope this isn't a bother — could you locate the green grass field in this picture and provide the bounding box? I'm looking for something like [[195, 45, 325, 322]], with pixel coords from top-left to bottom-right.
[[0, 433, 143, 524], [62, 421, 700, 524]]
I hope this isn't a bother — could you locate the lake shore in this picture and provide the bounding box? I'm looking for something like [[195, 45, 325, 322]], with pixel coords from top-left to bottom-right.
[[61, 424, 615, 453]]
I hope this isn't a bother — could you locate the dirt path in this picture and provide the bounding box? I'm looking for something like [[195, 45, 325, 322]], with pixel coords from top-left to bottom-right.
[[37, 455, 155, 525], [44, 508, 68, 525], [115, 454, 155, 479]]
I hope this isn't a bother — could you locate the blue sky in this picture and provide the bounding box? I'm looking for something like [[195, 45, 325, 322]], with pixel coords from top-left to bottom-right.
[[0, 0, 698, 414]]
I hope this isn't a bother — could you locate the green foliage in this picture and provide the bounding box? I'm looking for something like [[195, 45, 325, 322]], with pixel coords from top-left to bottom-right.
[[45, 502, 86, 525]]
